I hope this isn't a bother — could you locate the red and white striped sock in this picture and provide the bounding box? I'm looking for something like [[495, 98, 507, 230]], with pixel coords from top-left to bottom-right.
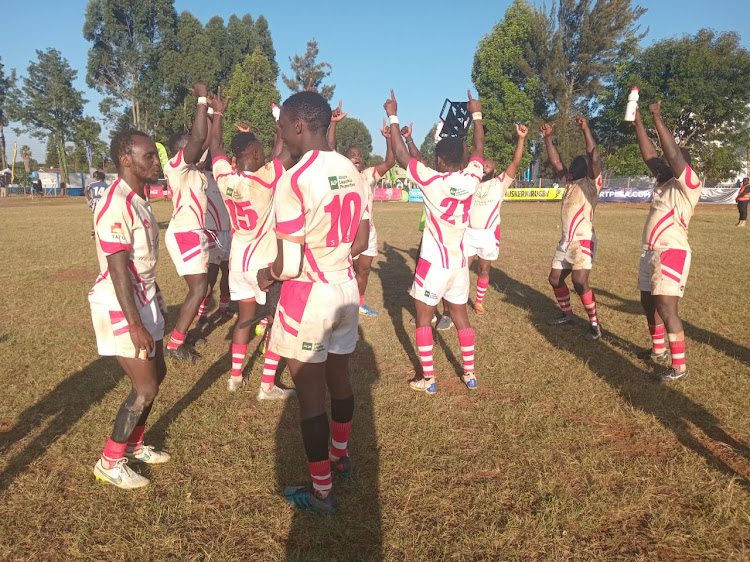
[[126, 425, 146, 452], [166, 329, 185, 350], [197, 297, 210, 321], [649, 323, 666, 354], [457, 327, 475, 374], [330, 420, 352, 458], [231, 343, 247, 379], [668, 334, 686, 371], [475, 277, 490, 305], [553, 286, 573, 315], [219, 295, 230, 312], [359, 295, 364, 307], [580, 290, 598, 325], [308, 459, 332, 494], [416, 326, 434, 379], [262, 349, 280, 389], [101, 438, 127, 469]]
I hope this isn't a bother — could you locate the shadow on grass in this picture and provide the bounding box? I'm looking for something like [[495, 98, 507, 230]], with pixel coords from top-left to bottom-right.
[[276, 327, 382, 561], [596, 288, 750, 366], [490, 269, 750, 491], [0, 356, 123, 492]]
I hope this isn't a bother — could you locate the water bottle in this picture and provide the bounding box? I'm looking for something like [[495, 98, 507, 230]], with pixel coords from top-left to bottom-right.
[[624, 87, 639, 122], [271, 103, 280, 121]]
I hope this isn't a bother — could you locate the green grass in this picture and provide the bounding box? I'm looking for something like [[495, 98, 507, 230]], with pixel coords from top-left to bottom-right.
[[0, 197, 748, 561]]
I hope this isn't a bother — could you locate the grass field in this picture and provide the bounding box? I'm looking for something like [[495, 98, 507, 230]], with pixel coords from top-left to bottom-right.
[[0, 196, 749, 561]]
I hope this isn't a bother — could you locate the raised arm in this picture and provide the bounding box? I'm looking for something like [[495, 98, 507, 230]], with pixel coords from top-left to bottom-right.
[[503, 123, 528, 178], [541, 123, 566, 180], [384, 90, 412, 169], [467, 90, 484, 161], [632, 106, 661, 177], [576, 115, 601, 179], [207, 88, 230, 160], [650, 100, 687, 177], [375, 118, 396, 177], [183, 82, 209, 165], [400, 122, 425, 164], [327, 100, 347, 153]]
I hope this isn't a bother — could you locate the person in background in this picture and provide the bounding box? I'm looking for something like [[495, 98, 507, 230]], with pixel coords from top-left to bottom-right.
[[85, 170, 110, 238], [736, 177, 750, 227]]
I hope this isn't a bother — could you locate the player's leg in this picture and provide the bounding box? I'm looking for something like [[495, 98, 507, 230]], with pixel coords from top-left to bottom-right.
[[738, 201, 748, 226], [354, 254, 378, 316], [166, 272, 208, 360], [473, 257, 492, 314], [445, 300, 477, 389], [228, 298, 257, 391], [654, 295, 688, 380], [218, 260, 231, 317], [547, 267, 575, 324], [283, 358, 337, 514], [637, 290, 668, 360], [94, 349, 168, 489], [411, 299, 438, 393], [198, 263, 220, 329], [571, 269, 601, 340], [325, 352, 354, 476]]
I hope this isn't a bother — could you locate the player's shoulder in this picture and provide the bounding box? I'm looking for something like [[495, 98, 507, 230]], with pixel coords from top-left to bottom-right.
[[678, 164, 702, 190]]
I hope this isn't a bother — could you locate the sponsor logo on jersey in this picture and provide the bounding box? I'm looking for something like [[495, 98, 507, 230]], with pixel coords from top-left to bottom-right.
[[328, 176, 339, 190], [302, 341, 325, 352], [329, 175, 355, 190], [226, 186, 234, 197], [449, 186, 469, 197], [111, 222, 124, 236]]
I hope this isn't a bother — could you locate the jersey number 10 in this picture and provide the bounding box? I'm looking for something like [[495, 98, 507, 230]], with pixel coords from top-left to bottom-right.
[[324, 192, 362, 247]]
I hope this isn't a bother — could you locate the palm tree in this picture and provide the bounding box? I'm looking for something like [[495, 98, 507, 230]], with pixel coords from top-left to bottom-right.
[[20, 145, 32, 173]]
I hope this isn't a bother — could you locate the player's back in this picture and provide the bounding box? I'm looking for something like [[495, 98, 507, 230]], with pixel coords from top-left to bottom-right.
[[164, 150, 208, 231], [275, 150, 368, 284], [204, 171, 231, 232]]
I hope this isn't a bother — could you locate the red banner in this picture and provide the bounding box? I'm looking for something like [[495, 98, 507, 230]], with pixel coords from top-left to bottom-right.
[[374, 187, 404, 201], [149, 185, 168, 199]]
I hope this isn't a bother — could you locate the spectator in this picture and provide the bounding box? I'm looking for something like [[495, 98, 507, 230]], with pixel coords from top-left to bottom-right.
[[736, 177, 750, 227]]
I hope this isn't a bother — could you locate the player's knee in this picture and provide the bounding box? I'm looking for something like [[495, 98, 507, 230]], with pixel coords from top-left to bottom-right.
[[135, 382, 159, 408], [572, 280, 587, 295], [548, 272, 561, 287]]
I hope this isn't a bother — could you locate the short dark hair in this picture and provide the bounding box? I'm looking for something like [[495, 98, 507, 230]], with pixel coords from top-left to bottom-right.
[[110, 130, 151, 171], [168, 131, 189, 156], [435, 137, 464, 167], [282, 91, 332, 132], [94, 170, 105, 181], [230, 132, 260, 157]]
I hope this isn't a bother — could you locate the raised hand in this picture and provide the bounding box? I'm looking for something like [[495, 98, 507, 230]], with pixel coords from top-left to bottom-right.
[[380, 118, 391, 138], [331, 100, 348, 123], [400, 123, 413, 140], [575, 115, 589, 131], [540, 123, 556, 138], [234, 123, 251, 133], [649, 100, 662, 118], [515, 123, 528, 138], [212, 86, 230, 114], [384, 89, 397, 117], [190, 81, 208, 98], [467, 89, 482, 114]]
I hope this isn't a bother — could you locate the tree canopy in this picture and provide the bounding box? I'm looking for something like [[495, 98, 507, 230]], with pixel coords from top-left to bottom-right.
[[282, 39, 335, 101], [335, 117, 373, 163]]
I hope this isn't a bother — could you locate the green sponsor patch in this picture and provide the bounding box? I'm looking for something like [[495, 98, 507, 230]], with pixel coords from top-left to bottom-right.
[[328, 176, 339, 190], [329, 175, 356, 190]]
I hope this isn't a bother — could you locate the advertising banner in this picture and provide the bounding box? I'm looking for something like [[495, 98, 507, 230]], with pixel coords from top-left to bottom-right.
[[699, 188, 740, 204], [408, 188, 424, 203], [598, 187, 653, 202], [373, 187, 404, 201], [505, 187, 564, 201]]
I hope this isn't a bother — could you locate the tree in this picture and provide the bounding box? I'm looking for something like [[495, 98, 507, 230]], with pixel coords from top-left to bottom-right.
[[19, 145, 32, 173], [83, 0, 177, 132], [68, 116, 108, 171], [222, 49, 280, 152], [335, 117, 373, 161], [7, 49, 86, 170], [597, 30, 750, 180], [473, 0, 537, 170], [419, 124, 438, 167], [0, 57, 16, 170], [282, 39, 334, 100]]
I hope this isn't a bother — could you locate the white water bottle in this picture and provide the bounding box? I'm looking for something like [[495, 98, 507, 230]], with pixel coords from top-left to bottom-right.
[[624, 87, 639, 122], [271, 103, 280, 121]]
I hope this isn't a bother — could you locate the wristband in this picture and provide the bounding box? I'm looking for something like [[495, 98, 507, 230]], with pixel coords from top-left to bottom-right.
[[389, 115, 400, 126], [472, 112, 483, 121], [207, 107, 214, 115], [197, 96, 207, 106], [213, 112, 223, 117], [129, 324, 145, 333], [407, 139, 415, 145]]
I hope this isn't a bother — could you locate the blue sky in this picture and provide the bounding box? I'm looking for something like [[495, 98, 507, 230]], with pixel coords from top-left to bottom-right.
[[2, 0, 749, 162]]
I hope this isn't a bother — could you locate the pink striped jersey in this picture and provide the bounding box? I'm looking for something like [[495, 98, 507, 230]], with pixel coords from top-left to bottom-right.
[[212, 156, 282, 272], [203, 171, 231, 232], [560, 173, 603, 243], [164, 150, 208, 232], [361, 167, 381, 226], [89, 178, 160, 309], [406, 157, 483, 269], [642, 164, 703, 251], [275, 150, 370, 284], [469, 170, 514, 230]]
